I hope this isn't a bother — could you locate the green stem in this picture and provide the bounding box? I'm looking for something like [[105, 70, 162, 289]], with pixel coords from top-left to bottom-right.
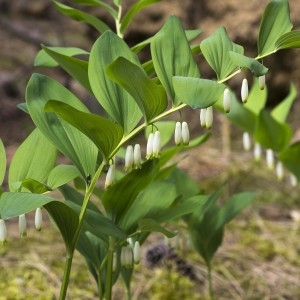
[[97, 271, 103, 300], [207, 263, 214, 300], [58, 161, 106, 300], [115, 4, 123, 38], [105, 237, 116, 300]]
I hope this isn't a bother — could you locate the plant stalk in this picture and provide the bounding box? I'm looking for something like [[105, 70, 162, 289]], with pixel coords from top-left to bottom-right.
[[207, 263, 214, 300], [59, 255, 73, 300], [105, 237, 116, 300]]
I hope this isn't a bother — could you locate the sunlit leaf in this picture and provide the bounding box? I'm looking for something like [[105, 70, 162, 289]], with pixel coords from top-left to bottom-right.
[[275, 30, 300, 50], [21, 178, 52, 194], [257, 0, 293, 57], [151, 16, 200, 105], [200, 26, 243, 80], [72, 0, 117, 18], [47, 165, 80, 189], [0, 139, 6, 186], [106, 57, 167, 122]]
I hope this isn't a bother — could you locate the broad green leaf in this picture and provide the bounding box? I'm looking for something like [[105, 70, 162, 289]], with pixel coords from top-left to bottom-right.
[[244, 78, 268, 115], [173, 77, 226, 109], [8, 128, 56, 192], [34, 47, 89, 67], [47, 165, 80, 189], [151, 16, 200, 105], [21, 178, 52, 194], [0, 139, 6, 186], [120, 0, 161, 34], [229, 52, 268, 76], [41, 46, 92, 94], [254, 110, 292, 151], [26, 73, 98, 178], [271, 83, 297, 123], [72, 0, 117, 18], [119, 180, 177, 232], [89, 31, 142, 134], [45, 100, 123, 161], [257, 0, 293, 57], [279, 142, 300, 179], [106, 57, 167, 122], [275, 30, 300, 50], [200, 26, 244, 80], [138, 218, 176, 238], [53, 1, 110, 33]]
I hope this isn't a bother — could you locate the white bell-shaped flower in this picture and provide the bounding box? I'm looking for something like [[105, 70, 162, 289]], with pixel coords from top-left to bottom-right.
[[19, 214, 27, 237], [266, 149, 275, 170], [200, 109, 206, 127], [223, 88, 231, 113], [35, 207, 43, 231], [276, 161, 284, 181], [259, 75, 266, 90], [152, 131, 161, 158], [121, 246, 133, 268], [105, 164, 115, 189], [174, 122, 182, 145], [0, 219, 7, 245], [290, 174, 298, 187], [125, 145, 134, 172], [181, 122, 190, 146], [133, 241, 141, 264], [253, 143, 262, 161], [241, 78, 249, 103], [242, 132, 251, 151], [133, 144, 142, 169], [146, 133, 154, 159], [205, 106, 213, 129]]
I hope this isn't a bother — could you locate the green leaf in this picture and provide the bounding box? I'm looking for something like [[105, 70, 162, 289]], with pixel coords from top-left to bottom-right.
[[41, 46, 92, 94], [0, 139, 6, 186], [229, 52, 268, 76], [34, 47, 89, 67], [275, 30, 300, 50], [120, 0, 161, 34], [257, 0, 293, 57], [138, 218, 176, 238], [21, 178, 52, 194], [89, 31, 142, 134], [106, 57, 167, 122], [173, 77, 226, 109], [254, 110, 292, 151], [47, 165, 80, 189], [271, 83, 297, 123], [53, 1, 110, 33], [151, 16, 200, 105], [8, 128, 56, 192], [200, 26, 244, 80], [279, 142, 300, 179], [45, 100, 123, 161], [26, 73, 98, 178], [72, 0, 117, 18]]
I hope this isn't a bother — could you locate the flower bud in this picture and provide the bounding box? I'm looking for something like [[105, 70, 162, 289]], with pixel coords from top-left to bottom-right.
[[133, 241, 141, 264], [133, 144, 142, 169], [174, 122, 182, 145], [112, 252, 117, 272], [276, 161, 284, 181], [146, 133, 154, 159], [181, 122, 190, 146], [259, 75, 266, 90], [205, 106, 213, 129], [290, 174, 297, 187], [253, 143, 262, 162], [121, 246, 133, 268], [35, 208, 43, 231], [19, 214, 27, 237], [124, 145, 134, 172], [152, 131, 161, 158], [242, 132, 251, 151], [105, 164, 115, 189], [223, 88, 231, 113], [241, 78, 249, 103], [200, 109, 206, 127], [0, 219, 7, 245], [266, 149, 274, 170]]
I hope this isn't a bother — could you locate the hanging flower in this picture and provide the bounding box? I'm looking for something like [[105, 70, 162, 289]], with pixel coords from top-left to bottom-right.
[[146, 133, 154, 159], [0, 219, 7, 245], [200, 109, 206, 127], [259, 75, 266, 90], [124, 145, 134, 172], [181, 122, 190, 146], [223, 88, 231, 113], [241, 78, 249, 103], [174, 122, 182, 145], [133, 144, 142, 169], [133, 241, 141, 264], [105, 164, 115, 189], [266, 149, 274, 170], [276, 161, 284, 181], [242, 132, 251, 151], [253, 143, 262, 161], [19, 214, 27, 237], [121, 246, 133, 268], [152, 131, 161, 158], [290, 174, 298, 187], [35, 208, 43, 231], [205, 106, 213, 129]]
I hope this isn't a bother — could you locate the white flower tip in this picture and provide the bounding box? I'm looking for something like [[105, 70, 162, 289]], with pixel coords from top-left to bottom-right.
[[200, 109, 206, 127], [19, 214, 27, 237], [276, 161, 284, 181], [133, 241, 141, 264], [242, 132, 251, 151], [266, 149, 275, 170], [105, 164, 115, 189], [0, 219, 7, 245], [241, 78, 249, 103], [133, 144, 142, 169], [223, 88, 231, 113], [181, 122, 190, 146], [35, 208, 43, 231], [125, 145, 134, 172], [152, 131, 161, 157], [259, 75, 266, 90], [121, 246, 133, 268], [253, 143, 262, 162], [174, 122, 182, 145], [205, 107, 213, 129], [146, 133, 154, 159], [290, 174, 298, 187]]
